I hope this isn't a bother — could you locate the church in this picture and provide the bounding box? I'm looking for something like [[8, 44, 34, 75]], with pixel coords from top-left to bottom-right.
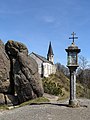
[[30, 42, 56, 77]]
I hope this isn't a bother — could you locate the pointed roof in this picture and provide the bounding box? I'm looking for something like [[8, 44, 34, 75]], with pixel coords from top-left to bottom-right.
[[47, 41, 54, 56]]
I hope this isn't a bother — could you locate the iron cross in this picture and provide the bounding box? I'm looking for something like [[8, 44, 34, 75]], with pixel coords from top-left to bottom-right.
[[69, 32, 78, 43]]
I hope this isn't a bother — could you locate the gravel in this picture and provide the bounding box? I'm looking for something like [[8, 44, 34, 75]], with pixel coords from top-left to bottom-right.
[[0, 99, 90, 120]]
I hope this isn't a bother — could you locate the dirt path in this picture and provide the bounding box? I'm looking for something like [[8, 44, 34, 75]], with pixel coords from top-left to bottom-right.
[[0, 99, 90, 120], [43, 93, 59, 103]]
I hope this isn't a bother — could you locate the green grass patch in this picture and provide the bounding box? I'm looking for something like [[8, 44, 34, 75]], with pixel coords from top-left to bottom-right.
[[42, 71, 85, 100], [0, 105, 8, 110], [42, 71, 70, 96], [19, 97, 50, 107]]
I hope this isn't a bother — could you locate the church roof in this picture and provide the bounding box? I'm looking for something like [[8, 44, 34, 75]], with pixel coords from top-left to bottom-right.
[[30, 52, 53, 64], [47, 41, 54, 56]]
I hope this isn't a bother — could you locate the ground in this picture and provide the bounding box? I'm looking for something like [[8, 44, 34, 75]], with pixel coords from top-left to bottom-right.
[[43, 93, 59, 102], [0, 94, 90, 120]]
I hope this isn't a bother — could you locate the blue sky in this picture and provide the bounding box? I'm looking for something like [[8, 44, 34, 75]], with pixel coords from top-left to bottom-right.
[[0, 0, 90, 65]]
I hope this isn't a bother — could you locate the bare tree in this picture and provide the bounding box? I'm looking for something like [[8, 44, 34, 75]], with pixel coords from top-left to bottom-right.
[[77, 55, 90, 98], [79, 55, 89, 70], [55, 63, 69, 76]]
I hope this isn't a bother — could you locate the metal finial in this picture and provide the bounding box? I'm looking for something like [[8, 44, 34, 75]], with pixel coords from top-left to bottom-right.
[[69, 32, 78, 43]]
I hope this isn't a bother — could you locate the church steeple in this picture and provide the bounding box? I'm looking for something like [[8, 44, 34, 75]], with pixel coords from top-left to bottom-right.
[[47, 41, 54, 64]]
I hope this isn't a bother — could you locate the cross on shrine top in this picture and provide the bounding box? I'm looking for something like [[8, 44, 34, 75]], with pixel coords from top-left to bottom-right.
[[69, 32, 78, 43]]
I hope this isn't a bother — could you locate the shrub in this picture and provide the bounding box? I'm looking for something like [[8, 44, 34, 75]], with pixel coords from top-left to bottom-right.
[[42, 77, 62, 96]]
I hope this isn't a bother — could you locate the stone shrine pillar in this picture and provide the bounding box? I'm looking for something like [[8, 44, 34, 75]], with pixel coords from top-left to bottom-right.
[[69, 68, 77, 105], [65, 32, 81, 107]]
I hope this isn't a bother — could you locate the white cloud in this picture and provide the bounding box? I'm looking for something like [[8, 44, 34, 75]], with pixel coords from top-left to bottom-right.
[[42, 16, 55, 23]]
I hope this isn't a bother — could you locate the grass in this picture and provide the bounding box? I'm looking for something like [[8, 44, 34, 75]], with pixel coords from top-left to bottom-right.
[[19, 97, 50, 107], [42, 71, 70, 98], [0, 97, 49, 110], [0, 105, 9, 110], [57, 88, 69, 100], [42, 71, 85, 100]]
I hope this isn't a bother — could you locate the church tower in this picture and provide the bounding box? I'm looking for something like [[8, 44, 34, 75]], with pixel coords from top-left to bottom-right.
[[47, 41, 54, 64]]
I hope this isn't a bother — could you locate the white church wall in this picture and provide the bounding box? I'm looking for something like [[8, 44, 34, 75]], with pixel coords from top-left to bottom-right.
[[30, 53, 43, 76], [43, 62, 56, 77], [30, 53, 56, 78]]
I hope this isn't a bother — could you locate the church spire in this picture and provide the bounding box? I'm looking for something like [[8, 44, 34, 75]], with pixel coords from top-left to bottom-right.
[[47, 41, 54, 64], [47, 41, 54, 56]]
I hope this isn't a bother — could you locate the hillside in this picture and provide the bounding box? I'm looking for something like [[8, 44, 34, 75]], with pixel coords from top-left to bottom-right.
[[42, 71, 85, 100]]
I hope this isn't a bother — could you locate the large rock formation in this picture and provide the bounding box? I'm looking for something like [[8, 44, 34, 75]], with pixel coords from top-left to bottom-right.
[[5, 40, 44, 103], [0, 93, 18, 105], [0, 40, 10, 93]]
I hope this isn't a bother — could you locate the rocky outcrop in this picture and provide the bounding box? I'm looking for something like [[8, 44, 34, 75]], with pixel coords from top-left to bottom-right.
[[0, 93, 18, 105], [4, 94, 18, 105], [0, 40, 44, 105], [5, 40, 44, 103], [0, 40, 10, 93], [0, 93, 5, 104]]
